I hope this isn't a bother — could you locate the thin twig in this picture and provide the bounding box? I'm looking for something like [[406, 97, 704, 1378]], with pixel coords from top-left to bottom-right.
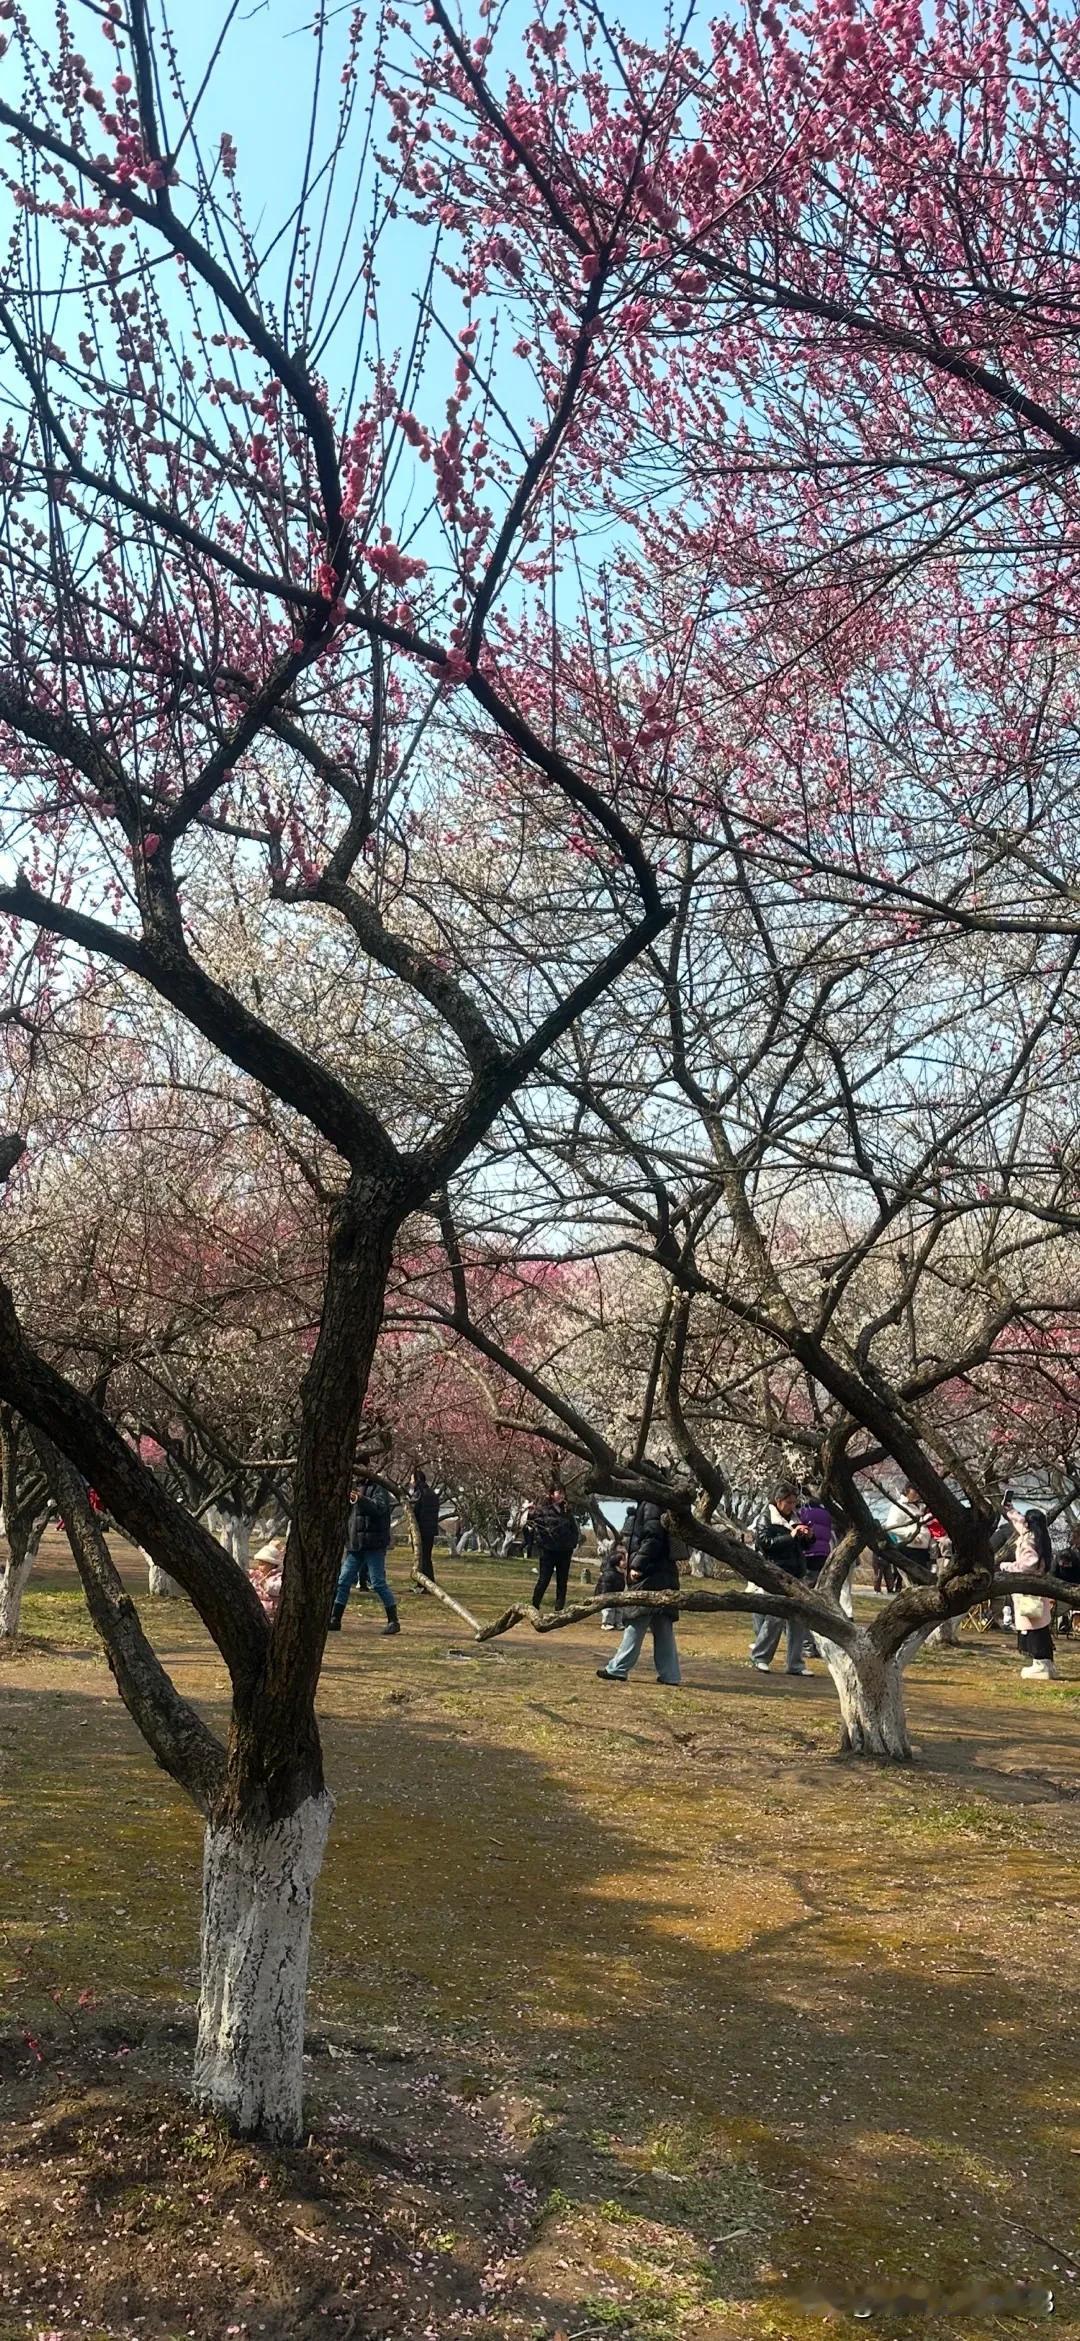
[[1002, 2217, 1078, 2272]]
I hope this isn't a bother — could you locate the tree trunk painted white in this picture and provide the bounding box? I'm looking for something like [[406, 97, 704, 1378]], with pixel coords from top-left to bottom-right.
[[146, 1556, 182, 1598], [927, 1614, 960, 1647], [205, 1508, 252, 1574], [0, 1524, 43, 1638], [227, 1516, 251, 1572], [824, 1636, 912, 1761], [194, 1789, 333, 2143]]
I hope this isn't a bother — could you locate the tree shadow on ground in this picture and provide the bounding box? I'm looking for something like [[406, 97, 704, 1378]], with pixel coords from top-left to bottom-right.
[[2, 1666, 1078, 2341]]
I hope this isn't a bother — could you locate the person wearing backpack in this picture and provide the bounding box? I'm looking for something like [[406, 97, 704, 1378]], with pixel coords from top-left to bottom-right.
[[597, 1500, 681, 1685], [328, 1473, 399, 1636], [529, 1483, 580, 1609]]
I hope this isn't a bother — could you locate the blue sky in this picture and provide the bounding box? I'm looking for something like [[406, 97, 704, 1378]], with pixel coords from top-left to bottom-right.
[[129, 0, 678, 593], [164, 0, 669, 361]]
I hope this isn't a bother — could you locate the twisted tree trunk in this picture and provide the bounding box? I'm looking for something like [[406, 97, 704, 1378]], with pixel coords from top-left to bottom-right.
[[824, 1546, 993, 1758], [824, 1634, 913, 1761]]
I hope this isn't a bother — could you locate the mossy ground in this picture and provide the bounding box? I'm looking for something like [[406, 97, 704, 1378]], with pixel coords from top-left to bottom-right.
[[1, 1535, 1078, 2341]]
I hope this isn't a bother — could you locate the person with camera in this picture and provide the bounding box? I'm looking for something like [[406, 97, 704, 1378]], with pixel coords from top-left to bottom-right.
[[748, 1485, 815, 1675], [596, 1500, 681, 1686]]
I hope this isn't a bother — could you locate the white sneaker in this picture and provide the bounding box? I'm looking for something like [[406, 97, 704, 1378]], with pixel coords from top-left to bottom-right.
[[751, 1659, 771, 1672], [1020, 1660, 1057, 1680]]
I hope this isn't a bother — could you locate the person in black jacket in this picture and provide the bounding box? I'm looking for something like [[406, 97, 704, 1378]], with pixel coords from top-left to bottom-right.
[[749, 1486, 814, 1674], [408, 1465, 440, 1583], [529, 1484, 580, 1609], [1055, 1524, 1080, 1636], [597, 1500, 681, 1685], [328, 1475, 399, 1635], [597, 1539, 628, 1629]]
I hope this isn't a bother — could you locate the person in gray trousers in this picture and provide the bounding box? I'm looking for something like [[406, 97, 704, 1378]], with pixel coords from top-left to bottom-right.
[[749, 1488, 814, 1674]]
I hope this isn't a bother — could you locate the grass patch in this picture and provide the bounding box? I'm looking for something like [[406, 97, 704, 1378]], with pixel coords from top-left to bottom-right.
[[1, 1534, 1078, 2340], [11, 1586, 102, 1649]]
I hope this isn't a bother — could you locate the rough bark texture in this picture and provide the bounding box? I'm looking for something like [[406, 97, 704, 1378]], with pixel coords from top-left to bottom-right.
[[195, 1791, 333, 2142], [405, 1502, 424, 1575], [236, 1177, 399, 1821], [825, 1636, 913, 1762]]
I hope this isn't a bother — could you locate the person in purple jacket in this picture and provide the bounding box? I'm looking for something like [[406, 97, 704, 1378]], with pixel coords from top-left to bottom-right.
[[799, 1493, 855, 1649], [798, 1495, 835, 1577]]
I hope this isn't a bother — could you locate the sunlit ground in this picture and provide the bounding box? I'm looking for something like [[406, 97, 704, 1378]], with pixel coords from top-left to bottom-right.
[[1, 1535, 1077, 2340]]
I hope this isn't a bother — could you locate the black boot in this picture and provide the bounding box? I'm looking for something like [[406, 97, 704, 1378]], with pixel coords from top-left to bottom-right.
[[382, 1608, 401, 1637], [327, 1612, 342, 1632]]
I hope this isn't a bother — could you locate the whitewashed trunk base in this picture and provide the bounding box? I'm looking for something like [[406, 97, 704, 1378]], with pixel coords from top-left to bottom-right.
[[146, 1557, 182, 1598], [0, 1532, 43, 1638], [826, 1640, 912, 1761], [194, 1790, 333, 2142], [206, 1510, 253, 1574], [226, 1518, 251, 1573]]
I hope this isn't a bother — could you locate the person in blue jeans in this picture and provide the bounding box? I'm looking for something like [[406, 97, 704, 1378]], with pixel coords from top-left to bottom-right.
[[597, 1500, 681, 1685], [328, 1476, 399, 1636]]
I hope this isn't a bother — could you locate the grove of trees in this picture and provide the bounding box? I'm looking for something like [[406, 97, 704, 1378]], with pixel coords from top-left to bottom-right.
[[2, 0, 1080, 2140]]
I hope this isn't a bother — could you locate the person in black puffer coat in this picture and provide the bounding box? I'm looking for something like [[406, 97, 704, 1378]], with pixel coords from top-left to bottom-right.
[[597, 1500, 681, 1685], [329, 1475, 399, 1635], [408, 1466, 441, 1583], [1054, 1524, 1080, 1636], [529, 1484, 580, 1609]]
